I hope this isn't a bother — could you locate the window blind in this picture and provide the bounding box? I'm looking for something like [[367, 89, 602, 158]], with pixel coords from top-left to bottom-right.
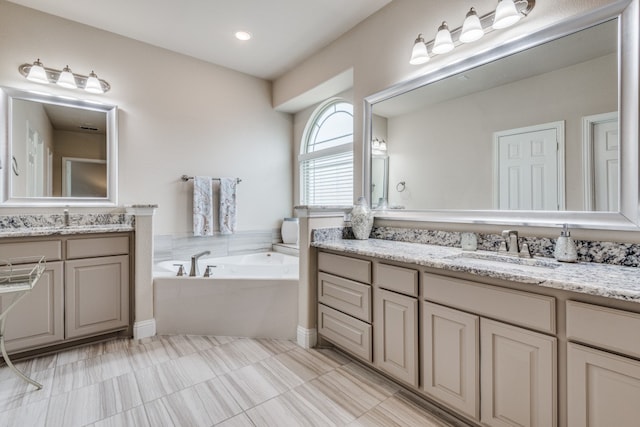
[[301, 150, 353, 205]]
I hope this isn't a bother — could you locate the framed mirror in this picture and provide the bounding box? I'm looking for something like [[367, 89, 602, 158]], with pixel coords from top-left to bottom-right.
[[364, 0, 639, 229], [0, 87, 118, 206]]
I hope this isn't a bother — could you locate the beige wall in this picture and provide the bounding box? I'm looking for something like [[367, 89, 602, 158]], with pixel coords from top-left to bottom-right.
[[52, 130, 106, 196], [0, 1, 293, 234], [275, 0, 638, 242]]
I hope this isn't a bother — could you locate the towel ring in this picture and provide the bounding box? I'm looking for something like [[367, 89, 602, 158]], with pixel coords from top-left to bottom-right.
[[396, 181, 406, 192]]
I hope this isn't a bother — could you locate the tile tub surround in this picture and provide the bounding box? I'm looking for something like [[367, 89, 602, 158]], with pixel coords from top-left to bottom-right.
[[313, 226, 640, 267], [0, 335, 458, 427], [312, 238, 640, 303], [0, 213, 135, 237], [154, 228, 282, 263]]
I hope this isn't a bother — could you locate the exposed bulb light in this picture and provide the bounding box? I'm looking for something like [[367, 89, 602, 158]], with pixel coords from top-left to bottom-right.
[[432, 22, 454, 54], [26, 59, 49, 84], [235, 31, 252, 41], [493, 0, 521, 29], [84, 71, 103, 94], [460, 8, 484, 43], [409, 34, 429, 65], [56, 66, 77, 89]]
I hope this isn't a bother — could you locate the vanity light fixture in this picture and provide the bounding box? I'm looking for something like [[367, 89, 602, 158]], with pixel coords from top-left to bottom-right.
[[372, 137, 388, 154], [19, 59, 111, 93], [493, 0, 522, 29], [409, 0, 535, 64], [25, 59, 49, 84], [409, 34, 430, 65], [460, 8, 484, 43], [432, 22, 454, 54], [56, 66, 77, 89]]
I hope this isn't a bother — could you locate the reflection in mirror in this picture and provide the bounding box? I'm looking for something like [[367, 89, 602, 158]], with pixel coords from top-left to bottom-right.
[[371, 19, 617, 212], [1, 87, 117, 205], [371, 154, 388, 207]]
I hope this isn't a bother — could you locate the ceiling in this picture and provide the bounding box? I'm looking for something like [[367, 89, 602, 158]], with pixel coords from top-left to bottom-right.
[[7, 0, 392, 81]]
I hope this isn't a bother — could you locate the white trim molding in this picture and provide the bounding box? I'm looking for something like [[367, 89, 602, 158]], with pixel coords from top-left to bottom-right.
[[134, 318, 156, 340], [297, 326, 317, 349]]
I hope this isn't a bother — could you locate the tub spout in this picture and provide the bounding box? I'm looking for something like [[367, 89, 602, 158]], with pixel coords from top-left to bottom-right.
[[189, 251, 211, 276]]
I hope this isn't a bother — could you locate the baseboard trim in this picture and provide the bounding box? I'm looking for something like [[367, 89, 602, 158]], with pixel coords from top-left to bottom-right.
[[296, 326, 317, 348], [134, 318, 156, 340]]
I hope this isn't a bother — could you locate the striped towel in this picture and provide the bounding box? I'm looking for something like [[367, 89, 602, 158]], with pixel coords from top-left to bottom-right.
[[219, 178, 237, 234], [193, 176, 213, 236]]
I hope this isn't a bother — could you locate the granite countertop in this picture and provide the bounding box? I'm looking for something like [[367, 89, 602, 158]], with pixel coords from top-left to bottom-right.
[[0, 224, 135, 238], [312, 238, 640, 303]]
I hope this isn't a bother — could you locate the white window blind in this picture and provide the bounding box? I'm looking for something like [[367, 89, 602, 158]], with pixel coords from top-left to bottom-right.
[[300, 100, 353, 205], [301, 148, 353, 205]]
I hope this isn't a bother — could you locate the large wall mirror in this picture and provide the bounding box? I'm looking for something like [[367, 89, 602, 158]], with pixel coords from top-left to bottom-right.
[[0, 87, 118, 206], [364, 0, 639, 229]]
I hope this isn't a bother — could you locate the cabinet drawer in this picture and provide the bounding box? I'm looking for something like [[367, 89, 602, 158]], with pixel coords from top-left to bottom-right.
[[374, 263, 418, 297], [67, 236, 129, 259], [424, 273, 556, 334], [319, 304, 372, 362], [567, 301, 640, 359], [318, 252, 371, 284], [0, 240, 62, 262], [319, 273, 371, 322]]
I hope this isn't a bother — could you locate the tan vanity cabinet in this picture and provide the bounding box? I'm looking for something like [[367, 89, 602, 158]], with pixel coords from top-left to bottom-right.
[[318, 252, 373, 362], [566, 301, 640, 427], [65, 236, 130, 339], [423, 273, 557, 427], [422, 301, 480, 420], [1, 261, 64, 352], [0, 233, 132, 355], [373, 263, 419, 387]]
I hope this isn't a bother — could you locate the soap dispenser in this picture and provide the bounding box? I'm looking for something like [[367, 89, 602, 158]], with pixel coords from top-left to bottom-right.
[[554, 224, 578, 262]]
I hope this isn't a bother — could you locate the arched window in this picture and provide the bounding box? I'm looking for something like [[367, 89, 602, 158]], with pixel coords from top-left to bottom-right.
[[299, 99, 353, 205]]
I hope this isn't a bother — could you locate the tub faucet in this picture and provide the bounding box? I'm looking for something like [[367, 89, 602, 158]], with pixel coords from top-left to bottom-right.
[[189, 250, 211, 276]]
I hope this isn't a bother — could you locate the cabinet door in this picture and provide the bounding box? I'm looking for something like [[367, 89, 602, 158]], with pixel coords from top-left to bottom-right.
[[481, 318, 557, 427], [65, 255, 129, 339], [1, 261, 64, 353], [422, 302, 479, 420], [568, 343, 640, 427], [374, 289, 418, 386]]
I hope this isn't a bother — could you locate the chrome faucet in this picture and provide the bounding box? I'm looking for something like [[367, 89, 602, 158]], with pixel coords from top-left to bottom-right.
[[499, 230, 532, 258], [64, 208, 70, 227], [501, 230, 520, 256], [189, 250, 211, 276]]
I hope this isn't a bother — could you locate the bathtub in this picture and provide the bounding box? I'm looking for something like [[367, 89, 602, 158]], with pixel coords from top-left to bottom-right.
[[154, 252, 299, 340]]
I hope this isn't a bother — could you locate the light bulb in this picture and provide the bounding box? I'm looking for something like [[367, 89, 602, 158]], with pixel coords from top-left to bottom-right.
[[409, 34, 429, 65], [26, 59, 49, 84], [432, 22, 454, 55], [460, 8, 484, 43], [493, 0, 521, 29]]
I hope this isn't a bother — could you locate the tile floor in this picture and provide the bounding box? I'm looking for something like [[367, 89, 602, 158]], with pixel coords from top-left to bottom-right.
[[0, 335, 462, 427]]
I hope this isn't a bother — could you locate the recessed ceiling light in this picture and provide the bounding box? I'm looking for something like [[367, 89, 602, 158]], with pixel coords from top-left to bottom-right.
[[235, 31, 252, 41]]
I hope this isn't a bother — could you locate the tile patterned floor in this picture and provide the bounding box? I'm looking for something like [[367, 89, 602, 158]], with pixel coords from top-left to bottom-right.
[[0, 335, 460, 427]]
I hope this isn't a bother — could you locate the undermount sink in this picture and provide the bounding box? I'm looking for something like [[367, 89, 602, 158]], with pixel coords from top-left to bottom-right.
[[447, 251, 561, 270]]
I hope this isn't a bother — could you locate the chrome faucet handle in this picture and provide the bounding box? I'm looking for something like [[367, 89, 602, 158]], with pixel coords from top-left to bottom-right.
[[203, 265, 216, 277], [519, 243, 533, 258], [174, 264, 186, 276]]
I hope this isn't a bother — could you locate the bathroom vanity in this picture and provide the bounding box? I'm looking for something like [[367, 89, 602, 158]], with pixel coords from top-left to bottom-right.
[[314, 238, 640, 427], [0, 227, 133, 358]]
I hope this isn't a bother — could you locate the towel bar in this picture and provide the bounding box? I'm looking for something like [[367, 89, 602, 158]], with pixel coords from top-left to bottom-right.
[[181, 175, 242, 184]]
